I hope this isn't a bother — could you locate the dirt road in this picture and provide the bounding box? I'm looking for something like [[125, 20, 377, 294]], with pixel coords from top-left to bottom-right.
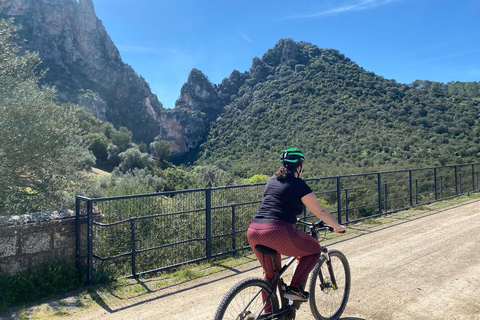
[[4, 199, 480, 319]]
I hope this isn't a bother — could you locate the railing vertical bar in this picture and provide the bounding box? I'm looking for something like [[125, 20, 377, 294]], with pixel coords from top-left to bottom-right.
[[434, 168, 438, 201], [87, 199, 93, 285], [459, 173, 462, 195], [75, 197, 81, 274], [472, 164, 476, 193], [130, 219, 136, 278], [409, 170, 413, 207], [415, 179, 418, 205], [231, 206, 236, 251], [384, 183, 388, 212], [475, 171, 480, 191], [345, 189, 349, 223], [336, 177, 342, 224], [440, 176, 443, 199], [455, 166, 458, 195], [205, 188, 212, 259], [377, 173, 382, 215]]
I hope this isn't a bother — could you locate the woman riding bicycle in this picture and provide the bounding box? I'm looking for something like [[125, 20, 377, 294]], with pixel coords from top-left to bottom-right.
[[247, 148, 346, 302]]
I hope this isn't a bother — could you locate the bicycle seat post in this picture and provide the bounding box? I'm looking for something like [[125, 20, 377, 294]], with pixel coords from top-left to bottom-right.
[[255, 245, 280, 283]]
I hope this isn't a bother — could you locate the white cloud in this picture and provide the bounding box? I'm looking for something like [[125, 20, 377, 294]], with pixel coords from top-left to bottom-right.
[[420, 48, 480, 64], [238, 31, 254, 43], [286, 0, 401, 20], [468, 68, 480, 76]]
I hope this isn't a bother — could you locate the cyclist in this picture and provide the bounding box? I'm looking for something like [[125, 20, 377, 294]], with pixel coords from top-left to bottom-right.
[[247, 148, 346, 302]]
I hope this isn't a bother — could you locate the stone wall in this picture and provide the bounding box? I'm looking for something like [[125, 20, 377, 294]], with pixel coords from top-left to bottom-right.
[[0, 210, 84, 276]]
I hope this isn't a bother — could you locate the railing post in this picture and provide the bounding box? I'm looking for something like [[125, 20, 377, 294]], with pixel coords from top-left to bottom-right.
[[384, 183, 388, 212], [377, 173, 382, 215], [477, 171, 479, 191], [336, 177, 342, 224], [231, 206, 236, 251], [409, 170, 413, 207], [415, 179, 418, 205], [345, 189, 349, 223], [75, 197, 81, 275], [205, 188, 212, 259], [455, 166, 458, 195], [434, 168, 438, 201], [472, 164, 475, 193], [130, 219, 137, 278], [459, 173, 462, 194], [87, 199, 93, 285], [440, 176, 443, 199]]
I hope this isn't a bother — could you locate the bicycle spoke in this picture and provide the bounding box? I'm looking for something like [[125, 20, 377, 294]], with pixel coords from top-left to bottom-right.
[[215, 278, 279, 320]]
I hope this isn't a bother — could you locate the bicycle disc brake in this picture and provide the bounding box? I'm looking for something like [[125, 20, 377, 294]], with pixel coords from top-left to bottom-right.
[[236, 311, 255, 320]]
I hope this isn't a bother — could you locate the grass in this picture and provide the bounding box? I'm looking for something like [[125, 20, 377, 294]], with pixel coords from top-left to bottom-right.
[[0, 259, 83, 311]]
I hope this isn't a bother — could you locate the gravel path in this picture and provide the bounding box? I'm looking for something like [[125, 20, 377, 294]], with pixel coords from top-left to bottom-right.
[[3, 198, 479, 320]]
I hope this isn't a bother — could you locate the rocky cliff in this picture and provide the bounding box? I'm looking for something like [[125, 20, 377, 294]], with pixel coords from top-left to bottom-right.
[[0, 0, 223, 158]]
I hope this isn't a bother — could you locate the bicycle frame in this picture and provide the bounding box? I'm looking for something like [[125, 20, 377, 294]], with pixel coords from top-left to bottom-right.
[[255, 254, 298, 320]]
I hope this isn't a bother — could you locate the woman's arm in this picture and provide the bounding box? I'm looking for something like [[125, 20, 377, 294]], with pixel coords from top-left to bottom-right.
[[301, 193, 347, 233]]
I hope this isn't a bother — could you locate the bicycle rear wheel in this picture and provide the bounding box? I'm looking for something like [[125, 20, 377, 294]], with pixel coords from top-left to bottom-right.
[[308, 250, 351, 320], [214, 277, 279, 320]]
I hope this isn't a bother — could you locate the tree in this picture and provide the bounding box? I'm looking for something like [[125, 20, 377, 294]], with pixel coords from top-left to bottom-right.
[[151, 140, 172, 160], [0, 18, 94, 215], [118, 147, 155, 172], [110, 126, 133, 151], [197, 165, 232, 187], [150, 140, 172, 168]]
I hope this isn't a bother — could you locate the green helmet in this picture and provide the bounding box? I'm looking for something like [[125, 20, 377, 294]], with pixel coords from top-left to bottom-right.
[[280, 148, 305, 168]]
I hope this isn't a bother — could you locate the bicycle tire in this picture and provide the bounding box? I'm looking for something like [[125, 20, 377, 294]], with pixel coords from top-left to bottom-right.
[[308, 250, 351, 320], [214, 277, 280, 320]]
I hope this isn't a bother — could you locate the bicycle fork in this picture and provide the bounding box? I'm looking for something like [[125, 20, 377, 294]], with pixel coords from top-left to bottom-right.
[[320, 247, 339, 290]]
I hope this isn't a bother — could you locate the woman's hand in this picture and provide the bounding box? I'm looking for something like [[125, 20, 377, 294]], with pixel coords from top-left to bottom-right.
[[334, 225, 347, 234]]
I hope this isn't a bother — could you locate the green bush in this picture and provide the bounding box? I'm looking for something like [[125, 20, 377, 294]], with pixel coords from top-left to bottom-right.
[[247, 174, 269, 183]]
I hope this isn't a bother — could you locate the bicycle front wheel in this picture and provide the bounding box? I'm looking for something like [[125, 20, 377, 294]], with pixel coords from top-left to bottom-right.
[[308, 250, 351, 320], [214, 277, 279, 320]]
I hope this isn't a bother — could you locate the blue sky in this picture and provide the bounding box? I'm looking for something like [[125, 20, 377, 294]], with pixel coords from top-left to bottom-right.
[[92, 0, 480, 109]]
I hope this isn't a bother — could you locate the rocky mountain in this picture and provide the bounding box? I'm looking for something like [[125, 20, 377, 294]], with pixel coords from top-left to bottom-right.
[[0, 0, 220, 156]]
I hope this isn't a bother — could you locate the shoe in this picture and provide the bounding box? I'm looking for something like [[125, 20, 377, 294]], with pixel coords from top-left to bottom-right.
[[284, 287, 309, 302]]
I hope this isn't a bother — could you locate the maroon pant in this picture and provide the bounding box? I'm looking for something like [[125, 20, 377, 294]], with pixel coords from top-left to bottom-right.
[[247, 220, 321, 288]]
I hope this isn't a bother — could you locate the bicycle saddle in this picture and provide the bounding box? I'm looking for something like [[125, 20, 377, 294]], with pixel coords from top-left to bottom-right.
[[255, 245, 277, 256]]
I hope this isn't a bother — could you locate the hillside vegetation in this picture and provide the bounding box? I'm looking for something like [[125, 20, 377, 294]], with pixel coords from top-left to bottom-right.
[[196, 39, 480, 178], [2, 15, 479, 217]]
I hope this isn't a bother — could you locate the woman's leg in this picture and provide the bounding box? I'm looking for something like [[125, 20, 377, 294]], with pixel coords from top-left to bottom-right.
[[247, 227, 281, 313]]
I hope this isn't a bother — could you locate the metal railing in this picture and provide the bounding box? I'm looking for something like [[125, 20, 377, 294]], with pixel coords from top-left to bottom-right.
[[76, 163, 479, 284]]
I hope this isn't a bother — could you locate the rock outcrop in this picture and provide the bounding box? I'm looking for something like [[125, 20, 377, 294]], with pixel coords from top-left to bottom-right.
[[0, 0, 164, 143], [0, 0, 228, 159]]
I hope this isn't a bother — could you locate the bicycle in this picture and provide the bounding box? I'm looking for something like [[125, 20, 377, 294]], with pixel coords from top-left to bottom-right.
[[214, 219, 351, 320]]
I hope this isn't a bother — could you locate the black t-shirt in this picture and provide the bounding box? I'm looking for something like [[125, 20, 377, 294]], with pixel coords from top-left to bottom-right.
[[252, 175, 313, 224]]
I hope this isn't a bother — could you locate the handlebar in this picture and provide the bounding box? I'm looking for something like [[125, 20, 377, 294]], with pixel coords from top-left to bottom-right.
[[296, 218, 346, 234]]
